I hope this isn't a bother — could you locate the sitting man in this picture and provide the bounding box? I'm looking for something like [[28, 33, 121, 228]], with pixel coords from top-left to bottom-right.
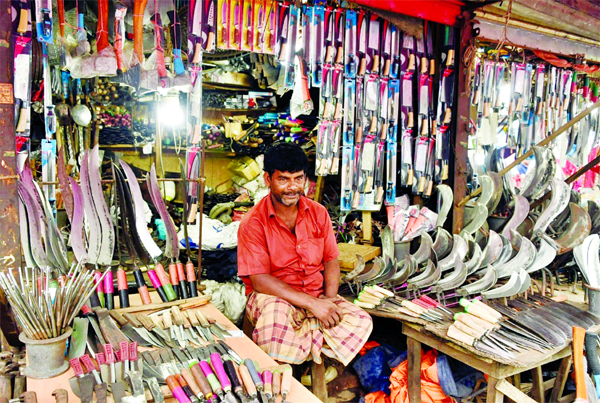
[[238, 142, 373, 366]]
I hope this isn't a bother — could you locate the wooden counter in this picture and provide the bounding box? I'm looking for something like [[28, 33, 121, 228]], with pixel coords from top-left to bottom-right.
[[27, 303, 322, 403]]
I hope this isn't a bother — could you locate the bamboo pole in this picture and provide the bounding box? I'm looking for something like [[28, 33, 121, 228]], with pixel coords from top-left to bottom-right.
[[458, 98, 600, 207]]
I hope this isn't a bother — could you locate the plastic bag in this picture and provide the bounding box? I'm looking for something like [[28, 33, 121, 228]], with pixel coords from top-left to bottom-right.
[[201, 280, 247, 324]]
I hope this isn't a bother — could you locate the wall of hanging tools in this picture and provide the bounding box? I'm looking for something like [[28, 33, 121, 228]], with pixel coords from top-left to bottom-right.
[[467, 43, 600, 209]]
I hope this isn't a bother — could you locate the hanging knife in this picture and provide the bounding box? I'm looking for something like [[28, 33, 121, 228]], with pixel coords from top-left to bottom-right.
[[399, 33, 415, 188], [311, 6, 325, 87], [277, 3, 290, 61], [344, 10, 357, 79]]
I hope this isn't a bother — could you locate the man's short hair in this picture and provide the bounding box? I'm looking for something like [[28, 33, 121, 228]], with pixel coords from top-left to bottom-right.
[[263, 142, 309, 177]]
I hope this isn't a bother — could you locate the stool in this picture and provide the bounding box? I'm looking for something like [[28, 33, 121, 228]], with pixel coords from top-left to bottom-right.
[[243, 314, 329, 401]]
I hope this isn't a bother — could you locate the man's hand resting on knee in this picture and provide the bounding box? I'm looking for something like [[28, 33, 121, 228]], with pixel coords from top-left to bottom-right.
[[310, 295, 344, 329]]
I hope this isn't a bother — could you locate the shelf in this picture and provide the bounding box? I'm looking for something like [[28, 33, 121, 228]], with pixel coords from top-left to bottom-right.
[[99, 144, 236, 156]]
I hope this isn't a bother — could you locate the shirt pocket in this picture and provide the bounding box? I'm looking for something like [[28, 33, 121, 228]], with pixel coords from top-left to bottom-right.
[[307, 237, 325, 266]]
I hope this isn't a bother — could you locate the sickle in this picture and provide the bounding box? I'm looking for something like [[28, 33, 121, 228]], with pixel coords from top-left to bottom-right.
[[433, 256, 467, 292], [147, 164, 178, 260], [386, 255, 417, 287], [480, 229, 503, 268], [407, 259, 440, 288], [465, 242, 484, 275], [343, 254, 366, 282], [436, 184, 453, 228], [553, 202, 591, 254], [530, 147, 557, 201], [495, 231, 536, 279], [475, 175, 494, 209], [459, 202, 488, 238], [519, 146, 544, 198], [438, 235, 468, 272], [89, 145, 115, 266], [413, 232, 433, 265], [526, 238, 556, 275], [533, 178, 571, 235], [433, 228, 453, 260], [574, 234, 600, 286], [482, 270, 524, 299], [501, 195, 529, 242], [487, 171, 503, 214], [458, 266, 498, 296]]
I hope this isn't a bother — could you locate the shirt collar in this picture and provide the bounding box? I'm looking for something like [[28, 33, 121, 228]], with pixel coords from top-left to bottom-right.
[[266, 192, 310, 218]]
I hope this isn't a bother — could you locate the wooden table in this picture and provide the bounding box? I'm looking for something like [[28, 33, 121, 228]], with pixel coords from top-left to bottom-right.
[[27, 303, 322, 403], [403, 322, 574, 403]]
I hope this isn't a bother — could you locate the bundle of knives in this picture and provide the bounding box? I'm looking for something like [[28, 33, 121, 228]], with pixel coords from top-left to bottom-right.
[[444, 296, 600, 362], [191, 0, 458, 211], [67, 337, 295, 403], [470, 58, 600, 172]]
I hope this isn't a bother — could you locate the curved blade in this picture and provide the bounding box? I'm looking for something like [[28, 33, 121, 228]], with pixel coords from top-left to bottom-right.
[[533, 178, 570, 235], [501, 195, 529, 243], [433, 256, 468, 292], [459, 202, 488, 237], [433, 228, 453, 260], [343, 254, 366, 282], [458, 267, 497, 295], [89, 146, 115, 266], [80, 151, 102, 264], [527, 238, 556, 274], [465, 242, 484, 275], [529, 147, 556, 201], [574, 234, 600, 286], [408, 259, 441, 288], [517, 270, 531, 294], [354, 257, 383, 283], [554, 202, 591, 254], [482, 270, 523, 299], [69, 177, 89, 264], [495, 231, 536, 279], [487, 171, 503, 213], [519, 145, 543, 197], [385, 255, 417, 287], [438, 235, 468, 272], [480, 229, 503, 268], [413, 232, 433, 265], [119, 160, 162, 259], [436, 184, 453, 228], [476, 175, 494, 209], [147, 164, 179, 260]]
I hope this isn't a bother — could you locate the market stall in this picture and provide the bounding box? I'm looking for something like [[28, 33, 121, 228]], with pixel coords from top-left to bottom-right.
[[4, 0, 600, 401]]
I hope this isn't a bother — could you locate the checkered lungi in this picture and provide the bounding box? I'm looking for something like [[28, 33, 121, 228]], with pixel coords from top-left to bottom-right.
[[246, 292, 373, 366]]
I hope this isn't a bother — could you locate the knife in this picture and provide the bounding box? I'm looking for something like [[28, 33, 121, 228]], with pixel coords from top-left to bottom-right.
[[242, 0, 253, 51], [367, 15, 380, 74], [400, 33, 415, 187], [244, 359, 269, 403], [311, 6, 325, 87], [218, 0, 230, 48], [324, 7, 335, 64], [277, 4, 290, 61], [239, 364, 261, 403], [110, 311, 154, 348], [122, 312, 165, 348], [137, 312, 177, 348], [302, 6, 312, 71], [334, 8, 344, 66], [386, 79, 400, 204], [381, 21, 392, 77], [357, 11, 367, 76], [344, 10, 357, 78], [263, 0, 277, 54]]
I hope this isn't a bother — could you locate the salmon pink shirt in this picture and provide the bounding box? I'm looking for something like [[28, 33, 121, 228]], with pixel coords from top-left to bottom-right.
[[237, 194, 339, 297]]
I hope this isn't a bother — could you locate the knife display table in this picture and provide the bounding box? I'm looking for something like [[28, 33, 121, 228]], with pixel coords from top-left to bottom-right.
[[27, 303, 323, 403], [402, 322, 574, 403]]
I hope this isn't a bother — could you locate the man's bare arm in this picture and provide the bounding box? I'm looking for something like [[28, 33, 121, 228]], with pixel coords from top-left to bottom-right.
[[249, 273, 343, 328], [323, 259, 340, 298]]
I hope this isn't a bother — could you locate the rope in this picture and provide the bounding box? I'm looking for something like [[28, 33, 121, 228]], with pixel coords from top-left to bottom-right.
[[494, 0, 514, 62]]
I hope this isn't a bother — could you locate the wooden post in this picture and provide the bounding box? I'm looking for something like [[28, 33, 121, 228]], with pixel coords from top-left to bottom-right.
[[362, 211, 372, 244], [311, 360, 327, 402], [407, 337, 422, 403], [0, 0, 23, 348], [486, 377, 504, 403], [531, 366, 545, 403], [549, 356, 572, 403], [452, 14, 474, 234]]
